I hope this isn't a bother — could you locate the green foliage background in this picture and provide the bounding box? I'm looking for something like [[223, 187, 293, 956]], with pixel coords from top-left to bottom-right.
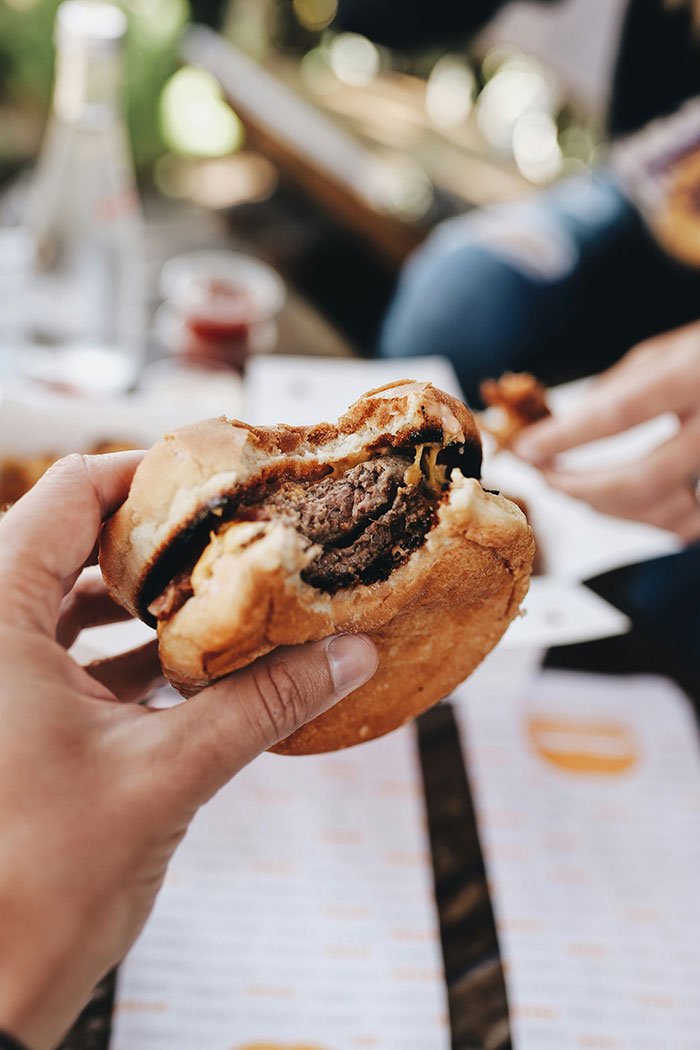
[[0, 0, 190, 170]]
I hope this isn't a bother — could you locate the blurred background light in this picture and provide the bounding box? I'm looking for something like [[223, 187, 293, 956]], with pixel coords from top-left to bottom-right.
[[160, 65, 244, 157], [299, 45, 338, 96], [481, 44, 522, 81], [512, 110, 562, 183], [293, 0, 337, 32], [476, 54, 555, 152], [558, 124, 597, 165], [154, 151, 278, 207], [124, 0, 188, 45], [3, 0, 41, 13], [329, 32, 380, 87], [425, 55, 475, 131], [365, 160, 434, 222]]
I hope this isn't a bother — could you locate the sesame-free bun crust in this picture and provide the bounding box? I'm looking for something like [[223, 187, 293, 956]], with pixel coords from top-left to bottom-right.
[[100, 382, 533, 754], [101, 381, 480, 621]]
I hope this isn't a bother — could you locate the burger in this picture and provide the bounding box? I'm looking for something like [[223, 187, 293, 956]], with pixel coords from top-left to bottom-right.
[[100, 381, 534, 754]]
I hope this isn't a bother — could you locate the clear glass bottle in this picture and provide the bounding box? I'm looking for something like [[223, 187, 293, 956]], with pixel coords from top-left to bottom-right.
[[24, 1, 145, 395]]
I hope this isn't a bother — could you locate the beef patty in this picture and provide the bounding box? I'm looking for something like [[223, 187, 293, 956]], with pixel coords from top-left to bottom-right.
[[250, 455, 437, 592], [150, 454, 440, 620]]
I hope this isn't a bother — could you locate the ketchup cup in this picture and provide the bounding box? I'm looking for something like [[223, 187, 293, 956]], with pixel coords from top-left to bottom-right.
[[157, 250, 286, 370]]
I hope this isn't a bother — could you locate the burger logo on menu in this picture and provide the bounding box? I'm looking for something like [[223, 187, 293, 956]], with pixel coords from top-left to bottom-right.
[[234, 1045, 331, 1049], [527, 715, 639, 775]]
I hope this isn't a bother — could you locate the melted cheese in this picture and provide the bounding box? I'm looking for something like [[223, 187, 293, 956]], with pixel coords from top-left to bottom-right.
[[403, 444, 425, 487], [403, 443, 447, 492], [424, 444, 448, 492], [330, 450, 372, 478], [330, 441, 449, 491]]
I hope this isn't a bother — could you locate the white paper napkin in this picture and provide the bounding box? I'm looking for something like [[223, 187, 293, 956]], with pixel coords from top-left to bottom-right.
[[454, 662, 700, 1050]]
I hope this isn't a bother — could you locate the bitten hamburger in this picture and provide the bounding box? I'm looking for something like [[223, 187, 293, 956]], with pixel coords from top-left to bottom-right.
[[100, 381, 534, 754]]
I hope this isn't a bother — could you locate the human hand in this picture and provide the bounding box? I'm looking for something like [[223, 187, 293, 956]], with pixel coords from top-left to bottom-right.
[[0, 453, 378, 1050], [513, 322, 700, 542]]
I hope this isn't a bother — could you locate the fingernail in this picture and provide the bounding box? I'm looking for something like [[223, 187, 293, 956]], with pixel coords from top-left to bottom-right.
[[326, 634, 378, 695]]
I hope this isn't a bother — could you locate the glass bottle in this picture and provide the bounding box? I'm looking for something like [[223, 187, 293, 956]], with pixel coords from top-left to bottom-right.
[[24, 0, 145, 395]]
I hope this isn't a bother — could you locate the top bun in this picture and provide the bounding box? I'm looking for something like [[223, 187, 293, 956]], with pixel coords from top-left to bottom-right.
[[101, 381, 482, 623]]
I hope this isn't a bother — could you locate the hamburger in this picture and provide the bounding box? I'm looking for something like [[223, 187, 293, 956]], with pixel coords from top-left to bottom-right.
[[100, 381, 534, 754]]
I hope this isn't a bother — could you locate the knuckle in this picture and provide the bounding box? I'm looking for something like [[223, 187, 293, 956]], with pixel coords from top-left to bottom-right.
[[249, 658, 310, 741], [610, 399, 640, 434], [40, 453, 91, 497], [582, 477, 618, 510], [655, 371, 681, 408], [586, 493, 615, 515], [50, 452, 87, 477], [611, 471, 651, 509], [640, 460, 674, 503]]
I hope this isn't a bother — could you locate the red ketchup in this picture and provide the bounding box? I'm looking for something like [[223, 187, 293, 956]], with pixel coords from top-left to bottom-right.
[[183, 279, 257, 370]]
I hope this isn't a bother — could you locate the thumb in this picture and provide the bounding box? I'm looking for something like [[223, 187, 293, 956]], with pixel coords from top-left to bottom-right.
[[149, 634, 378, 811]]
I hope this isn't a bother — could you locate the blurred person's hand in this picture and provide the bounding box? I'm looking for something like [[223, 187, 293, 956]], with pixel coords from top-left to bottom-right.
[[0, 453, 378, 1050], [514, 321, 700, 542]]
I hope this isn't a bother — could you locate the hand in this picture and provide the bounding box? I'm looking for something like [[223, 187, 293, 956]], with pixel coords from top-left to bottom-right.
[[0, 452, 378, 1050], [513, 321, 700, 542]]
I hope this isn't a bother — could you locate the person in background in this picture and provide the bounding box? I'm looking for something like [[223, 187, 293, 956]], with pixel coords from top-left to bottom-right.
[[335, 0, 700, 406], [0, 452, 377, 1050], [335, 0, 700, 669]]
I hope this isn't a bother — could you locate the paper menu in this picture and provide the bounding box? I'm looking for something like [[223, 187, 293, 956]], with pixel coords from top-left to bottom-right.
[[0, 385, 244, 455], [110, 723, 450, 1050], [454, 666, 700, 1050], [244, 354, 464, 427], [500, 577, 629, 649]]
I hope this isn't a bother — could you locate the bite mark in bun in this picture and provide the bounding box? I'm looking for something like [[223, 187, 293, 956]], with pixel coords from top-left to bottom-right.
[[100, 381, 534, 754]]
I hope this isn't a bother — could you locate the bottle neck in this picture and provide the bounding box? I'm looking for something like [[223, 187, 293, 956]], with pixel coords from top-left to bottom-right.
[[53, 43, 124, 128]]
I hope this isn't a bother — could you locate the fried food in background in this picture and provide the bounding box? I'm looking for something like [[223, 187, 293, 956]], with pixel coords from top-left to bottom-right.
[[0, 453, 56, 507], [479, 372, 550, 449], [0, 441, 136, 509], [655, 149, 700, 267], [477, 374, 549, 573]]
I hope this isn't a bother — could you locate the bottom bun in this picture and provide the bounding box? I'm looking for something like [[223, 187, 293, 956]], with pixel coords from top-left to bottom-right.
[[157, 474, 533, 754]]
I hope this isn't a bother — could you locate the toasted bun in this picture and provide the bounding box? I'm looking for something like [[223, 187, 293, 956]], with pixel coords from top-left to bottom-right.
[[101, 381, 533, 754]]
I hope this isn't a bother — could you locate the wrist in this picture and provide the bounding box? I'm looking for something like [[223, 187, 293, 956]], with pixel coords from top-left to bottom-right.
[[0, 955, 73, 1050], [0, 943, 103, 1050], [0, 895, 101, 1050], [0, 963, 91, 1050]]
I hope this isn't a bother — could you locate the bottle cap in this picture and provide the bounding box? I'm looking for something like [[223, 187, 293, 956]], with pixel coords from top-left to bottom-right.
[[55, 1, 127, 50]]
